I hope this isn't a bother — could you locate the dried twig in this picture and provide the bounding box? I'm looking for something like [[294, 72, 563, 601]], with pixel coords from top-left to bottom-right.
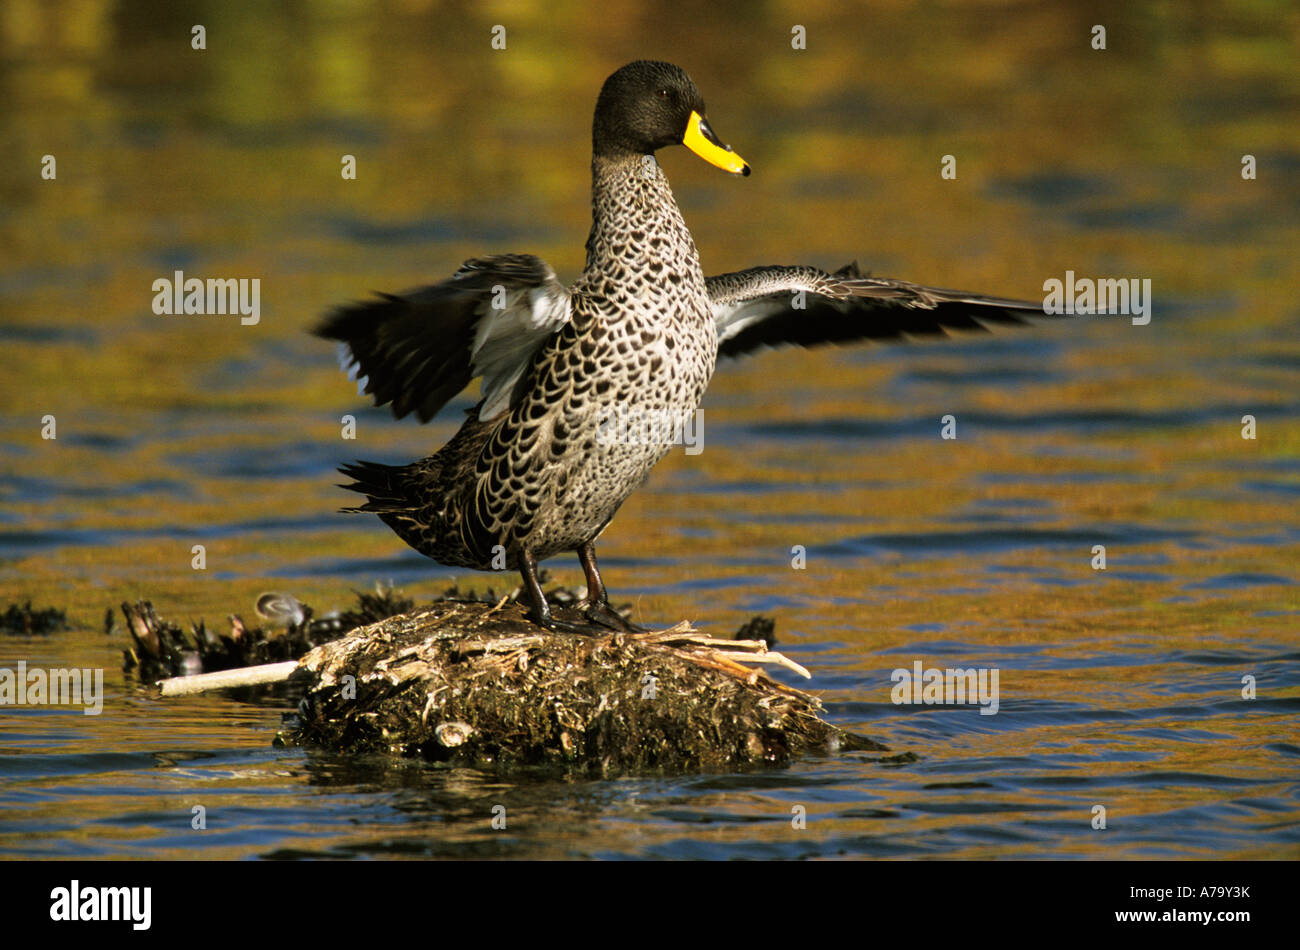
[[156, 661, 298, 697]]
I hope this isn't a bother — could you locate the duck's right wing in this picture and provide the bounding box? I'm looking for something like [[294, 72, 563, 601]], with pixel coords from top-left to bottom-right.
[[708, 262, 1047, 358], [315, 254, 571, 423]]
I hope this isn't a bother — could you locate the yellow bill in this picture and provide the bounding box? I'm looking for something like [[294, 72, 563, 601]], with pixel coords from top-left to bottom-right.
[[683, 110, 750, 176]]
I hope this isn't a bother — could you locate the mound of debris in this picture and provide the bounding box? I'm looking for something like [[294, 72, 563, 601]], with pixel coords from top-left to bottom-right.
[[128, 583, 893, 774], [275, 599, 888, 775]]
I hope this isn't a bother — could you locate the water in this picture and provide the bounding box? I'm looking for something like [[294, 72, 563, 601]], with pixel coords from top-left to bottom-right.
[[1, 0, 1297, 860]]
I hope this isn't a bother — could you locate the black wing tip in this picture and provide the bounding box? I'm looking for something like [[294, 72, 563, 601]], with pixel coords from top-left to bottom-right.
[[314, 294, 406, 341], [717, 294, 1056, 358]]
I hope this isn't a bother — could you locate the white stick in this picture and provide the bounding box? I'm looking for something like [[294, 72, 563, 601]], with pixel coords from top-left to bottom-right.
[[712, 650, 812, 679], [156, 660, 299, 697]]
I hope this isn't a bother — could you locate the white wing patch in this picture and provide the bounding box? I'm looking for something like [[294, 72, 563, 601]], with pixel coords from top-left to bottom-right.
[[337, 341, 369, 396], [713, 298, 788, 348], [472, 286, 572, 420]]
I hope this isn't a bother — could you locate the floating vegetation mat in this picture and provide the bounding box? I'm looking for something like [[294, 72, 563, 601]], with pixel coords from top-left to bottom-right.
[[276, 600, 890, 775], [1, 601, 70, 635]]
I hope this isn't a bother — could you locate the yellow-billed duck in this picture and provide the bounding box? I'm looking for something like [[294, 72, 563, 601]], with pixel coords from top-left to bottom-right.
[[315, 60, 1046, 632]]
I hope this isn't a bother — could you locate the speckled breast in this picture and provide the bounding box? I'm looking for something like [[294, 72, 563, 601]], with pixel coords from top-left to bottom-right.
[[458, 155, 718, 565]]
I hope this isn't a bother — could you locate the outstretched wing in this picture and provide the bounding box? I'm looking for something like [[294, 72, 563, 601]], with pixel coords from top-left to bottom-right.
[[708, 262, 1047, 358], [315, 254, 570, 422]]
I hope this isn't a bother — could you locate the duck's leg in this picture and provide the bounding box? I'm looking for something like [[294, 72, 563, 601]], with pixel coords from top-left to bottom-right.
[[576, 541, 645, 632], [518, 549, 592, 634]]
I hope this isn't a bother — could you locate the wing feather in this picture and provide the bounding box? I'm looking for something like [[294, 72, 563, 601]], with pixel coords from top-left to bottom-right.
[[315, 253, 570, 422], [708, 263, 1051, 358]]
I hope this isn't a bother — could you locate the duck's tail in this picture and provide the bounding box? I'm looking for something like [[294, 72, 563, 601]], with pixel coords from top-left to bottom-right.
[[337, 460, 417, 514]]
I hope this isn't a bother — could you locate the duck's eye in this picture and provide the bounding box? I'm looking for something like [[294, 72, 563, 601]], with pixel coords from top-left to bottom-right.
[[657, 88, 670, 99]]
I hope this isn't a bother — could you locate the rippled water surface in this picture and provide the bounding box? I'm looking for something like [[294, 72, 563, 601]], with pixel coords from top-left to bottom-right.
[[1, 1, 1298, 859]]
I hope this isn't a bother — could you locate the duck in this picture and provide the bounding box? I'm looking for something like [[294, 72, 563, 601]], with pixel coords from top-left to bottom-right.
[[316, 60, 1046, 633]]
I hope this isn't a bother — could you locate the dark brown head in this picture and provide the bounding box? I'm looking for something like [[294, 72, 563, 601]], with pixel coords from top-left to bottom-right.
[[592, 60, 749, 175]]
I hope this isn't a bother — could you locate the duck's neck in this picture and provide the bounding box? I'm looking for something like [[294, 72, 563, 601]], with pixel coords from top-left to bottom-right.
[[581, 153, 704, 293]]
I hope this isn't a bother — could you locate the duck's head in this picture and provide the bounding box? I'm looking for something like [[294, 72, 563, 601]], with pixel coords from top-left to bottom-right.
[[593, 60, 750, 176]]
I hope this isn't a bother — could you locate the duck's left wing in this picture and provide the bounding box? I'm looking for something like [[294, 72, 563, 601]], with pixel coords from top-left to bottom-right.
[[316, 254, 570, 423], [708, 263, 1047, 358]]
